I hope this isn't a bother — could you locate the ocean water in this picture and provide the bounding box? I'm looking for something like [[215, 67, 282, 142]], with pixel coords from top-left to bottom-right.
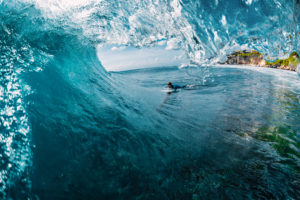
[[5, 64, 300, 199], [1, 0, 300, 199]]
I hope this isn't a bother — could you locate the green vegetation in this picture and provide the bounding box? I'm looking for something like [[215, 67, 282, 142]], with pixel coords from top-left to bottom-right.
[[229, 50, 300, 70], [235, 50, 262, 57], [265, 51, 300, 67]]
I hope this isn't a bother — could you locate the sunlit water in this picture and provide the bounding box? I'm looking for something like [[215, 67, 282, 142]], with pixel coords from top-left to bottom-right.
[[1, 0, 300, 199], [20, 65, 300, 199]]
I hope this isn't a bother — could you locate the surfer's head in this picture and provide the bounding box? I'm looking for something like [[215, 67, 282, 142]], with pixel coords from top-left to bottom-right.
[[167, 82, 173, 88]]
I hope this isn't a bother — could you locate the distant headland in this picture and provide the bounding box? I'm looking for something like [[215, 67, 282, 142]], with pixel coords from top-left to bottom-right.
[[223, 50, 299, 71]]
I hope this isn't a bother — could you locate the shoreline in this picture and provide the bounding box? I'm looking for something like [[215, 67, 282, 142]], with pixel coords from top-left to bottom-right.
[[215, 64, 300, 83], [223, 50, 299, 72], [219, 63, 299, 72]]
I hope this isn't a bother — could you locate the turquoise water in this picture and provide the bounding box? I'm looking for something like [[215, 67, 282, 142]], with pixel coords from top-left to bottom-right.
[[1, 0, 300, 199], [25, 66, 299, 199]]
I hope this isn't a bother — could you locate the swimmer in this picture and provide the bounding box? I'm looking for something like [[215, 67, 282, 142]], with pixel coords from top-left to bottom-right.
[[167, 82, 186, 90]]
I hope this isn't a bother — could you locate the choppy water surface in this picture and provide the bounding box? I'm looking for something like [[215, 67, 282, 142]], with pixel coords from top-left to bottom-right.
[[1, 0, 300, 199], [24, 66, 299, 199]]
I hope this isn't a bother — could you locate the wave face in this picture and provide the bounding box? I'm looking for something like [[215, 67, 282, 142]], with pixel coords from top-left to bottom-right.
[[0, 0, 300, 199], [21, 0, 300, 63]]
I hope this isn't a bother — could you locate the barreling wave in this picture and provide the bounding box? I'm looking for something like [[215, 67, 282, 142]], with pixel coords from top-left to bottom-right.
[[2, 0, 300, 65], [12, 0, 300, 63], [0, 0, 300, 198]]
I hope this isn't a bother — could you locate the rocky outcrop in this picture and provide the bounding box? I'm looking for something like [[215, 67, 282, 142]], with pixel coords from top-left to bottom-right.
[[224, 50, 299, 71], [225, 50, 264, 66]]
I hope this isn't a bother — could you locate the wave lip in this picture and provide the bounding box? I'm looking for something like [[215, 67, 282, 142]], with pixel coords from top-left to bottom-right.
[[5, 0, 299, 64]]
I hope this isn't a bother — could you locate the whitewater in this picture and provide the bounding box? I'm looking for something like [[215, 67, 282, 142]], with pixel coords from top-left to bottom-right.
[[0, 0, 300, 199]]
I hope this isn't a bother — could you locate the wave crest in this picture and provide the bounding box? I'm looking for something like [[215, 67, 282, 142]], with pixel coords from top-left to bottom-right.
[[15, 0, 298, 64]]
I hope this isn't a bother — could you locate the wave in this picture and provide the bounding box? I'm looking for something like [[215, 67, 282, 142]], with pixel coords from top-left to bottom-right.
[[11, 0, 300, 62], [3, 0, 299, 63], [0, 0, 300, 198]]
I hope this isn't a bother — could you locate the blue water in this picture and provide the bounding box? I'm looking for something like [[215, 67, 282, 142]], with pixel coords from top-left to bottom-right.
[[18, 66, 300, 199], [1, 0, 300, 199]]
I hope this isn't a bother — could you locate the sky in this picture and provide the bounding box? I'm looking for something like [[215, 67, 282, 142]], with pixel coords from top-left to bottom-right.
[[96, 42, 189, 71]]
